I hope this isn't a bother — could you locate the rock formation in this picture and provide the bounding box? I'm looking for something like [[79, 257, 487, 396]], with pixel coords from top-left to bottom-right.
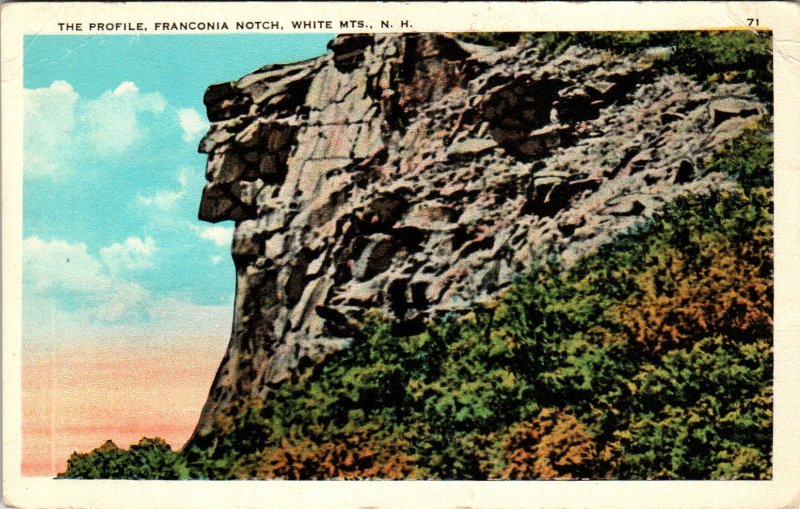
[[191, 33, 764, 439]]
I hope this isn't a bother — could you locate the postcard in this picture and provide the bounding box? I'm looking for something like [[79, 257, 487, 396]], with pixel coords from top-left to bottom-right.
[[2, 2, 800, 508]]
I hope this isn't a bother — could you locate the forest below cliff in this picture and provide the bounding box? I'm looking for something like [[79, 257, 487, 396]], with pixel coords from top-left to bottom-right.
[[59, 30, 773, 480]]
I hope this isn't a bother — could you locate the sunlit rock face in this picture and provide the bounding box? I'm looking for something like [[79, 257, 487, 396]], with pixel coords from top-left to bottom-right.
[[191, 33, 764, 439]]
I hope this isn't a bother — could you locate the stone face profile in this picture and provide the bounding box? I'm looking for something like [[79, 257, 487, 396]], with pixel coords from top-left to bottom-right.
[[191, 33, 765, 439]]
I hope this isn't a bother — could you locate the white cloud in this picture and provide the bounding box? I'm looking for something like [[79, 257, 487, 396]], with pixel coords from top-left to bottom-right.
[[199, 226, 233, 247], [94, 280, 152, 321], [23, 293, 233, 349], [145, 297, 232, 337], [99, 236, 157, 274], [24, 80, 172, 177], [24, 81, 79, 176], [23, 236, 107, 293], [23, 236, 152, 322], [138, 189, 184, 209], [210, 255, 223, 265], [81, 81, 167, 155], [137, 168, 191, 210], [178, 108, 207, 143], [112, 81, 140, 96], [22, 235, 235, 348]]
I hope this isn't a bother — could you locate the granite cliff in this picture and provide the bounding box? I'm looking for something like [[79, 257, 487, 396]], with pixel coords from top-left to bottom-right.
[[191, 33, 765, 440]]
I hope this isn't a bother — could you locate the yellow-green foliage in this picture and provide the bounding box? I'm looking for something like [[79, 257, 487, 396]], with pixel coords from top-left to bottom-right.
[[58, 438, 188, 480]]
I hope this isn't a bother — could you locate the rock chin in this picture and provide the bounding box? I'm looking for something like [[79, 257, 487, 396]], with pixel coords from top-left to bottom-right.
[[189, 33, 765, 441]]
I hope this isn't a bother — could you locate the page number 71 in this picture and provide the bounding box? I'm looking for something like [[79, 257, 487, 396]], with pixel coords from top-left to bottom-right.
[[747, 18, 760, 26]]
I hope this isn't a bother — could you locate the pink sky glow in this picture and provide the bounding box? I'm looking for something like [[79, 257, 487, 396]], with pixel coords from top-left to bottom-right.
[[22, 338, 226, 477]]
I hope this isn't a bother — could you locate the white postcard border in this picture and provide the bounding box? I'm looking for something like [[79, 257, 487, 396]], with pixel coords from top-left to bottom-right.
[[3, 2, 800, 508]]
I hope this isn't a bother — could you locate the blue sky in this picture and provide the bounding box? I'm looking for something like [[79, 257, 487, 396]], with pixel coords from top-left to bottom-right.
[[23, 34, 332, 346]]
